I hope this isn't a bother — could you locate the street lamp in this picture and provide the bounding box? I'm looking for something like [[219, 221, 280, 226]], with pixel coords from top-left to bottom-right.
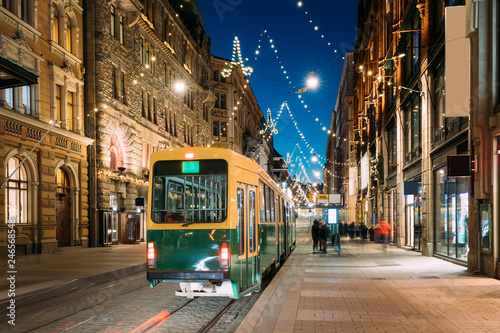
[[306, 71, 319, 89], [174, 81, 186, 93]]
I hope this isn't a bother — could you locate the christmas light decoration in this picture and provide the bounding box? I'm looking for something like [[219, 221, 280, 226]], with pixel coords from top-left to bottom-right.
[[222, 36, 254, 78]]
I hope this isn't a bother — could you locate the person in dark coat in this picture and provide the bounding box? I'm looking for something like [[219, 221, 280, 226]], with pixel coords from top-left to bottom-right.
[[349, 222, 355, 239], [311, 220, 320, 253], [319, 220, 330, 253]]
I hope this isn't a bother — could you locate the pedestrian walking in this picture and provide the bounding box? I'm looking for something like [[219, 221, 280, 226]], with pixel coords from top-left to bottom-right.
[[319, 220, 330, 253], [377, 220, 391, 251], [311, 220, 320, 253]]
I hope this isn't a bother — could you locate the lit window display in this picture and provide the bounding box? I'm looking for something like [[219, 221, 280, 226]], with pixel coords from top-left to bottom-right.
[[434, 167, 469, 260]]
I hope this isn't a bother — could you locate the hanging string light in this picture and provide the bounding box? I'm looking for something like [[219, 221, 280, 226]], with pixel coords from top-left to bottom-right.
[[252, 28, 330, 134], [293, 0, 345, 59]]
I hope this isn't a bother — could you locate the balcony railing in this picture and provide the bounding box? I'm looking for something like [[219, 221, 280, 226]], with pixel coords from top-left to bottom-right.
[[433, 117, 469, 148]]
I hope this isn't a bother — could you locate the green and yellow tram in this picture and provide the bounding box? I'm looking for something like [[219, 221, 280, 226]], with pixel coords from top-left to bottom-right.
[[146, 147, 296, 298]]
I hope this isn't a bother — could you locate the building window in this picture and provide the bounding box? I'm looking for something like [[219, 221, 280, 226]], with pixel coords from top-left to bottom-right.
[[388, 124, 397, 175], [112, 65, 118, 100], [162, 13, 169, 41], [164, 63, 171, 88], [120, 70, 126, 104], [112, 66, 126, 104], [434, 167, 469, 260], [111, 5, 125, 44], [213, 70, 219, 81], [165, 105, 170, 134], [219, 94, 226, 109], [4, 87, 14, 108], [434, 61, 446, 142], [53, 6, 60, 44], [173, 112, 177, 137], [21, 86, 31, 115], [220, 94, 226, 109], [404, 94, 421, 164], [153, 97, 157, 124], [67, 91, 74, 131], [56, 84, 62, 125], [2, 85, 35, 115], [6, 157, 28, 224], [142, 89, 147, 118], [148, 92, 152, 121], [119, 13, 124, 44], [403, 15, 421, 80], [213, 121, 227, 141], [140, 38, 144, 65], [203, 103, 209, 122], [65, 14, 73, 53], [111, 5, 116, 37], [20, 0, 32, 24], [140, 38, 155, 74], [1, 0, 13, 12]]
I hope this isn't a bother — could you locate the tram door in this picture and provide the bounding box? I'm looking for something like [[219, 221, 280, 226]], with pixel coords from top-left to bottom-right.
[[281, 198, 287, 261], [237, 184, 258, 291]]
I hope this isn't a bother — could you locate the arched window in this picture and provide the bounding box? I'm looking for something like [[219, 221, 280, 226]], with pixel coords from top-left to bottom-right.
[[56, 168, 70, 195], [53, 6, 60, 44], [6, 157, 28, 224], [65, 14, 73, 53]]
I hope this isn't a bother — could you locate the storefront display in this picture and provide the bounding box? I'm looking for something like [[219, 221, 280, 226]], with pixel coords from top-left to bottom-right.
[[434, 167, 469, 260]]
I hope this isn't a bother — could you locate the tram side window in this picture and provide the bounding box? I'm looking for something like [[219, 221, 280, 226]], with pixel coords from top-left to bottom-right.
[[259, 180, 278, 223], [249, 190, 256, 252], [265, 185, 271, 222], [238, 188, 245, 255], [270, 189, 275, 222], [153, 177, 166, 222], [259, 180, 265, 223]]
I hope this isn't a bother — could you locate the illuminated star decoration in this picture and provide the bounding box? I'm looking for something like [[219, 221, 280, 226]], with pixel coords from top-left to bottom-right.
[[259, 108, 279, 136], [222, 36, 254, 78]]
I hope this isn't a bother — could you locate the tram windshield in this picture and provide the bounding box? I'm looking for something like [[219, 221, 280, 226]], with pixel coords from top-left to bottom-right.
[[151, 160, 228, 223]]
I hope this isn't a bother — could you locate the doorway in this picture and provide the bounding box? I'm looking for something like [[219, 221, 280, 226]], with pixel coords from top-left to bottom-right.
[[56, 168, 71, 246]]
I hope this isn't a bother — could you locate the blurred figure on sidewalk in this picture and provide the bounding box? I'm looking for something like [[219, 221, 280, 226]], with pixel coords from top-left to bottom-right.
[[378, 220, 391, 251], [311, 220, 320, 253], [319, 220, 330, 254]]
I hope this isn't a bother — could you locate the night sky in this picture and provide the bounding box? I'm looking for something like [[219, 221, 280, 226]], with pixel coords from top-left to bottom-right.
[[197, 0, 358, 183]]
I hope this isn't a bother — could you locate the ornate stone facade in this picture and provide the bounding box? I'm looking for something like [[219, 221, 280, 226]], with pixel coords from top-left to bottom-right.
[[0, 1, 92, 254], [85, 0, 214, 245]]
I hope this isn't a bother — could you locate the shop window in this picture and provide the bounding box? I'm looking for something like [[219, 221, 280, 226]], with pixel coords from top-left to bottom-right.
[[434, 167, 469, 259], [6, 157, 28, 224]]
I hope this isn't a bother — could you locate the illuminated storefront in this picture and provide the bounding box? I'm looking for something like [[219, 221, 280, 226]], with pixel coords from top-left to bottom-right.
[[434, 167, 469, 260]]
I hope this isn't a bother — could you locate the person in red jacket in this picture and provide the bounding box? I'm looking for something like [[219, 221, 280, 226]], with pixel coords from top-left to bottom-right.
[[377, 220, 391, 251]]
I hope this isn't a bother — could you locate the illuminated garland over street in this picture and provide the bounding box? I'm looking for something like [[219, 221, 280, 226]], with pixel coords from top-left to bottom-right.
[[253, 29, 329, 134], [222, 36, 254, 78]]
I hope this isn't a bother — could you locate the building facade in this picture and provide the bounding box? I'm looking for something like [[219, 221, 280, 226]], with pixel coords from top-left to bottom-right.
[[85, 0, 214, 246], [341, 0, 491, 271], [0, 0, 93, 254], [325, 52, 355, 225], [466, 0, 500, 277], [211, 55, 270, 169]]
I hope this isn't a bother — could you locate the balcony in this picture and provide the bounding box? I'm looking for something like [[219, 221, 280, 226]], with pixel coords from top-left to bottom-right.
[[433, 117, 469, 148]]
